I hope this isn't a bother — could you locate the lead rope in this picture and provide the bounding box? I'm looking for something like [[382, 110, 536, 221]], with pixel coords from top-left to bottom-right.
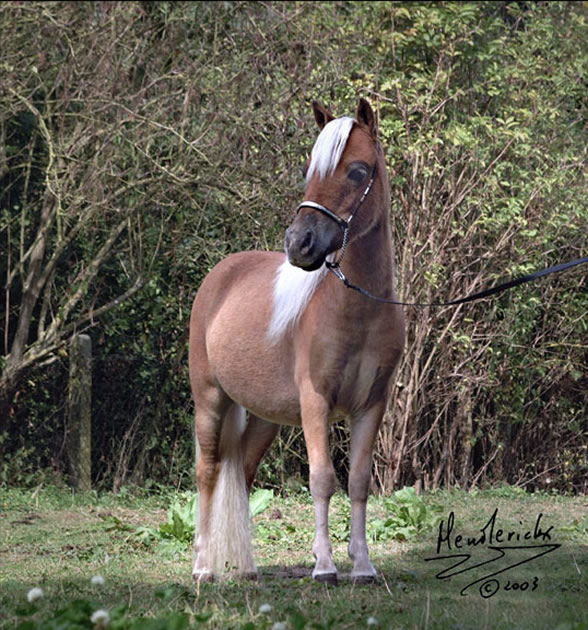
[[329, 256, 588, 307]]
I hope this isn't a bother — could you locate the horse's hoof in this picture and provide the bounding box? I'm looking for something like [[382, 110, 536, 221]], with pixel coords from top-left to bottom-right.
[[314, 572, 338, 586], [351, 574, 378, 585], [239, 571, 258, 581], [192, 570, 214, 584]]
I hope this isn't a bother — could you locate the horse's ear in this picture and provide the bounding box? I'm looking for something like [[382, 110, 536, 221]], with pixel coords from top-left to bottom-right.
[[356, 98, 378, 139], [312, 101, 335, 130]]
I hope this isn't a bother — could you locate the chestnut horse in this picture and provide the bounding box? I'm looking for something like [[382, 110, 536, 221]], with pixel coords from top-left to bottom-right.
[[189, 98, 404, 584]]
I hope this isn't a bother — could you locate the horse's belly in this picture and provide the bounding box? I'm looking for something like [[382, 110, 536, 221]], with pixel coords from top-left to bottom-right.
[[206, 286, 302, 426]]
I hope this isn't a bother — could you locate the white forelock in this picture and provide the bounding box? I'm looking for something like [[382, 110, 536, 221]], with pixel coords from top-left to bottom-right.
[[306, 117, 355, 182], [267, 260, 328, 341]]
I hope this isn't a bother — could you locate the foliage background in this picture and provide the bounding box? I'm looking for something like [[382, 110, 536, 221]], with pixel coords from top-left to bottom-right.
[[1, 1, 586, 493]]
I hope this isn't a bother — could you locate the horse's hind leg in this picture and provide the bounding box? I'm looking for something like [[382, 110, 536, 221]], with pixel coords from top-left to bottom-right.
[[241, 415, 280, 490], [192, 387, 227, 581], [347, 404, 385, 582], [193, 395, 256, 581]]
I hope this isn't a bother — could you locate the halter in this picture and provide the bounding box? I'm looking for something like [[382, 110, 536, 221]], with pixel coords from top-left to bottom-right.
[[295, 163, 377, 275]]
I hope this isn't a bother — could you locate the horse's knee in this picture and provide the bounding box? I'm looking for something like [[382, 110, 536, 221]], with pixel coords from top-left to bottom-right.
[[309, 467, 337, 499], [348, 469, 371, 502]]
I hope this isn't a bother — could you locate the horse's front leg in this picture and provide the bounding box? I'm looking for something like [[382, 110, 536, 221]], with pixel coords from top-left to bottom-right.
[[348, 404, 386, 582], [301, 389, 338, 584]]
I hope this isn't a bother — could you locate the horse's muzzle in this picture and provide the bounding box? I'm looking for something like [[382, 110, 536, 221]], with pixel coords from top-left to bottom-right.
[[284, 225, 326, 271]]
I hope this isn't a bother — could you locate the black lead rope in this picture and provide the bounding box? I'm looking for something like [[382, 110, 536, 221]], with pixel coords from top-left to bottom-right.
[[327, 256, 588, 307]]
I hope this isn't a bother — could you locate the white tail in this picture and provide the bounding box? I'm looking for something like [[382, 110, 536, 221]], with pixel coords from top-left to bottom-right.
[[194, 404, 256, 578]]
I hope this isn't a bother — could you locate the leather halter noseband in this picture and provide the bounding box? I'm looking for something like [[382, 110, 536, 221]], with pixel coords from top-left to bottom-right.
[[295, 163, 377, 271], [294, 200, 350, 232]]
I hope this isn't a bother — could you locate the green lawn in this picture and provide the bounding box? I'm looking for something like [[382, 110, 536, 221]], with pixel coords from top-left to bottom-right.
[[0, 485, 586, 629]]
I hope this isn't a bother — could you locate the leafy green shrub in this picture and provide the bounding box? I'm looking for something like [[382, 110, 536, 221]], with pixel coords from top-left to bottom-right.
[[133, 489, 274, 550], [249, 489, 274, 518], [369, 487, 442, 542], [134, 493, 198, 549]]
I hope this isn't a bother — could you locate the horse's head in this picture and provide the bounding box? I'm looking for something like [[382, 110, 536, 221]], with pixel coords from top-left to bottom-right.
[[285, 98, 380, 271]]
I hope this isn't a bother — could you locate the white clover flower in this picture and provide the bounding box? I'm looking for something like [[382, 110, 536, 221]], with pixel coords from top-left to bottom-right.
[[271, 623, 286, 630], [367, 616, 379, 627], [259, 603, 273, 614], [91, 575, 105, 587], [90, 609, 110, 627], [27, 587, 44, 602]]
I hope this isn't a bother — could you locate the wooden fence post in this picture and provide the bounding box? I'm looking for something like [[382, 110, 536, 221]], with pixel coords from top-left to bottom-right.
[[68, 334, 92, 490]]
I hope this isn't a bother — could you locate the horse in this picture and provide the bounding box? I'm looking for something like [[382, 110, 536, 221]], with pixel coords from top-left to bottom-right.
[[189, 97, 405, 584]]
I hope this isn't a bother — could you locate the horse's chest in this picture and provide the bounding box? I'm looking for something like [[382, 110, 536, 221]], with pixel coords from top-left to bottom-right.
[[309, 334, 396, 416], [340, 352, 392, 412]]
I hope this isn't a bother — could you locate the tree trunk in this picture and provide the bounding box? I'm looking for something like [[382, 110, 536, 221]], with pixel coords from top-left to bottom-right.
[[68, 334, 92, 491]]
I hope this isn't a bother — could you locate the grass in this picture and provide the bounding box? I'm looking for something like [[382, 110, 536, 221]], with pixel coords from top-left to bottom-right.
[[0, 484, 586, 629]]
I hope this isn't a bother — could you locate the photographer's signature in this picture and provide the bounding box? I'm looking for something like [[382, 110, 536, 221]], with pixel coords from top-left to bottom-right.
[[424, 508, 561, 598]]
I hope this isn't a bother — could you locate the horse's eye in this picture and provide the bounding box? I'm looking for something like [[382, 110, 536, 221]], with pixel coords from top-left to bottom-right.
[[348, 166, 368, 183]]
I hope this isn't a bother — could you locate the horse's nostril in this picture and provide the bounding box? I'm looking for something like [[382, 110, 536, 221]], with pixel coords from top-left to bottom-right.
[[300, 230, 313, 254]]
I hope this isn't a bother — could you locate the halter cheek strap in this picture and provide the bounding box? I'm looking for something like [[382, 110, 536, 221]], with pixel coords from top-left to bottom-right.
[[295, 165, 376, 230]]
